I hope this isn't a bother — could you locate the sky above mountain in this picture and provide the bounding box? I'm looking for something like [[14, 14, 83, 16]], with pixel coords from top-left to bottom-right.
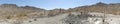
[[0, 0, 120, 10]]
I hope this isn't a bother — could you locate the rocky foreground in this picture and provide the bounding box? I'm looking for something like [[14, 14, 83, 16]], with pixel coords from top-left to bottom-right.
[[0, 12, 120, 24]]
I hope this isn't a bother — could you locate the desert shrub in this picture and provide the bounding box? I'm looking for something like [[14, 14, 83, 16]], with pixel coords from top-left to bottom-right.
[[6, 15, 12, 19], [7, 16, 10, 19], [34, 19, 37, 21], [29, 21, 32, 23]]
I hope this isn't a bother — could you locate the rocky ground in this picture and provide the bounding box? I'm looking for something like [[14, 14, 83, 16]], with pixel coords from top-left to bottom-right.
[[0, 12, 120, 24]]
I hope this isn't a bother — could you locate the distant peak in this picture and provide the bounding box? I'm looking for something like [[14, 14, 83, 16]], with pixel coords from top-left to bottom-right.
[[24, 5, 33, 7], [96, 2, 105, 4], [95, 2, 107, 5], [0, 4, 18, 7], [21, 5, 37, 9]]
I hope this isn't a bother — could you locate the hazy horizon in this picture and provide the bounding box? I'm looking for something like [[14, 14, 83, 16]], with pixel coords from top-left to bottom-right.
[[0, 0, 120, 10]]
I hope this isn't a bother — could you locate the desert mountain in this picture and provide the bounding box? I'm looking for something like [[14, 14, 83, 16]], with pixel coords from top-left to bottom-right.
[[68, 2, 120, 15], [0, 4, 46, 20], [0, 2, 120, 24], [1, 2, 120, 17]]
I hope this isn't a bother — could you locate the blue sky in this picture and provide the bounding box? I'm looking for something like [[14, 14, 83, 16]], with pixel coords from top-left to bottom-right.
[[0, 0, 120, 10]]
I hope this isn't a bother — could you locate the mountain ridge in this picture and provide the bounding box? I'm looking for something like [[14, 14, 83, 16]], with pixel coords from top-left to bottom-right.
[[0, 2, 120, 19]]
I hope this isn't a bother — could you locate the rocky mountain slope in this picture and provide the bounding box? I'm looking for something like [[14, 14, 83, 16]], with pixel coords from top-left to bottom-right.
[[69, 2, 120, 15]]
